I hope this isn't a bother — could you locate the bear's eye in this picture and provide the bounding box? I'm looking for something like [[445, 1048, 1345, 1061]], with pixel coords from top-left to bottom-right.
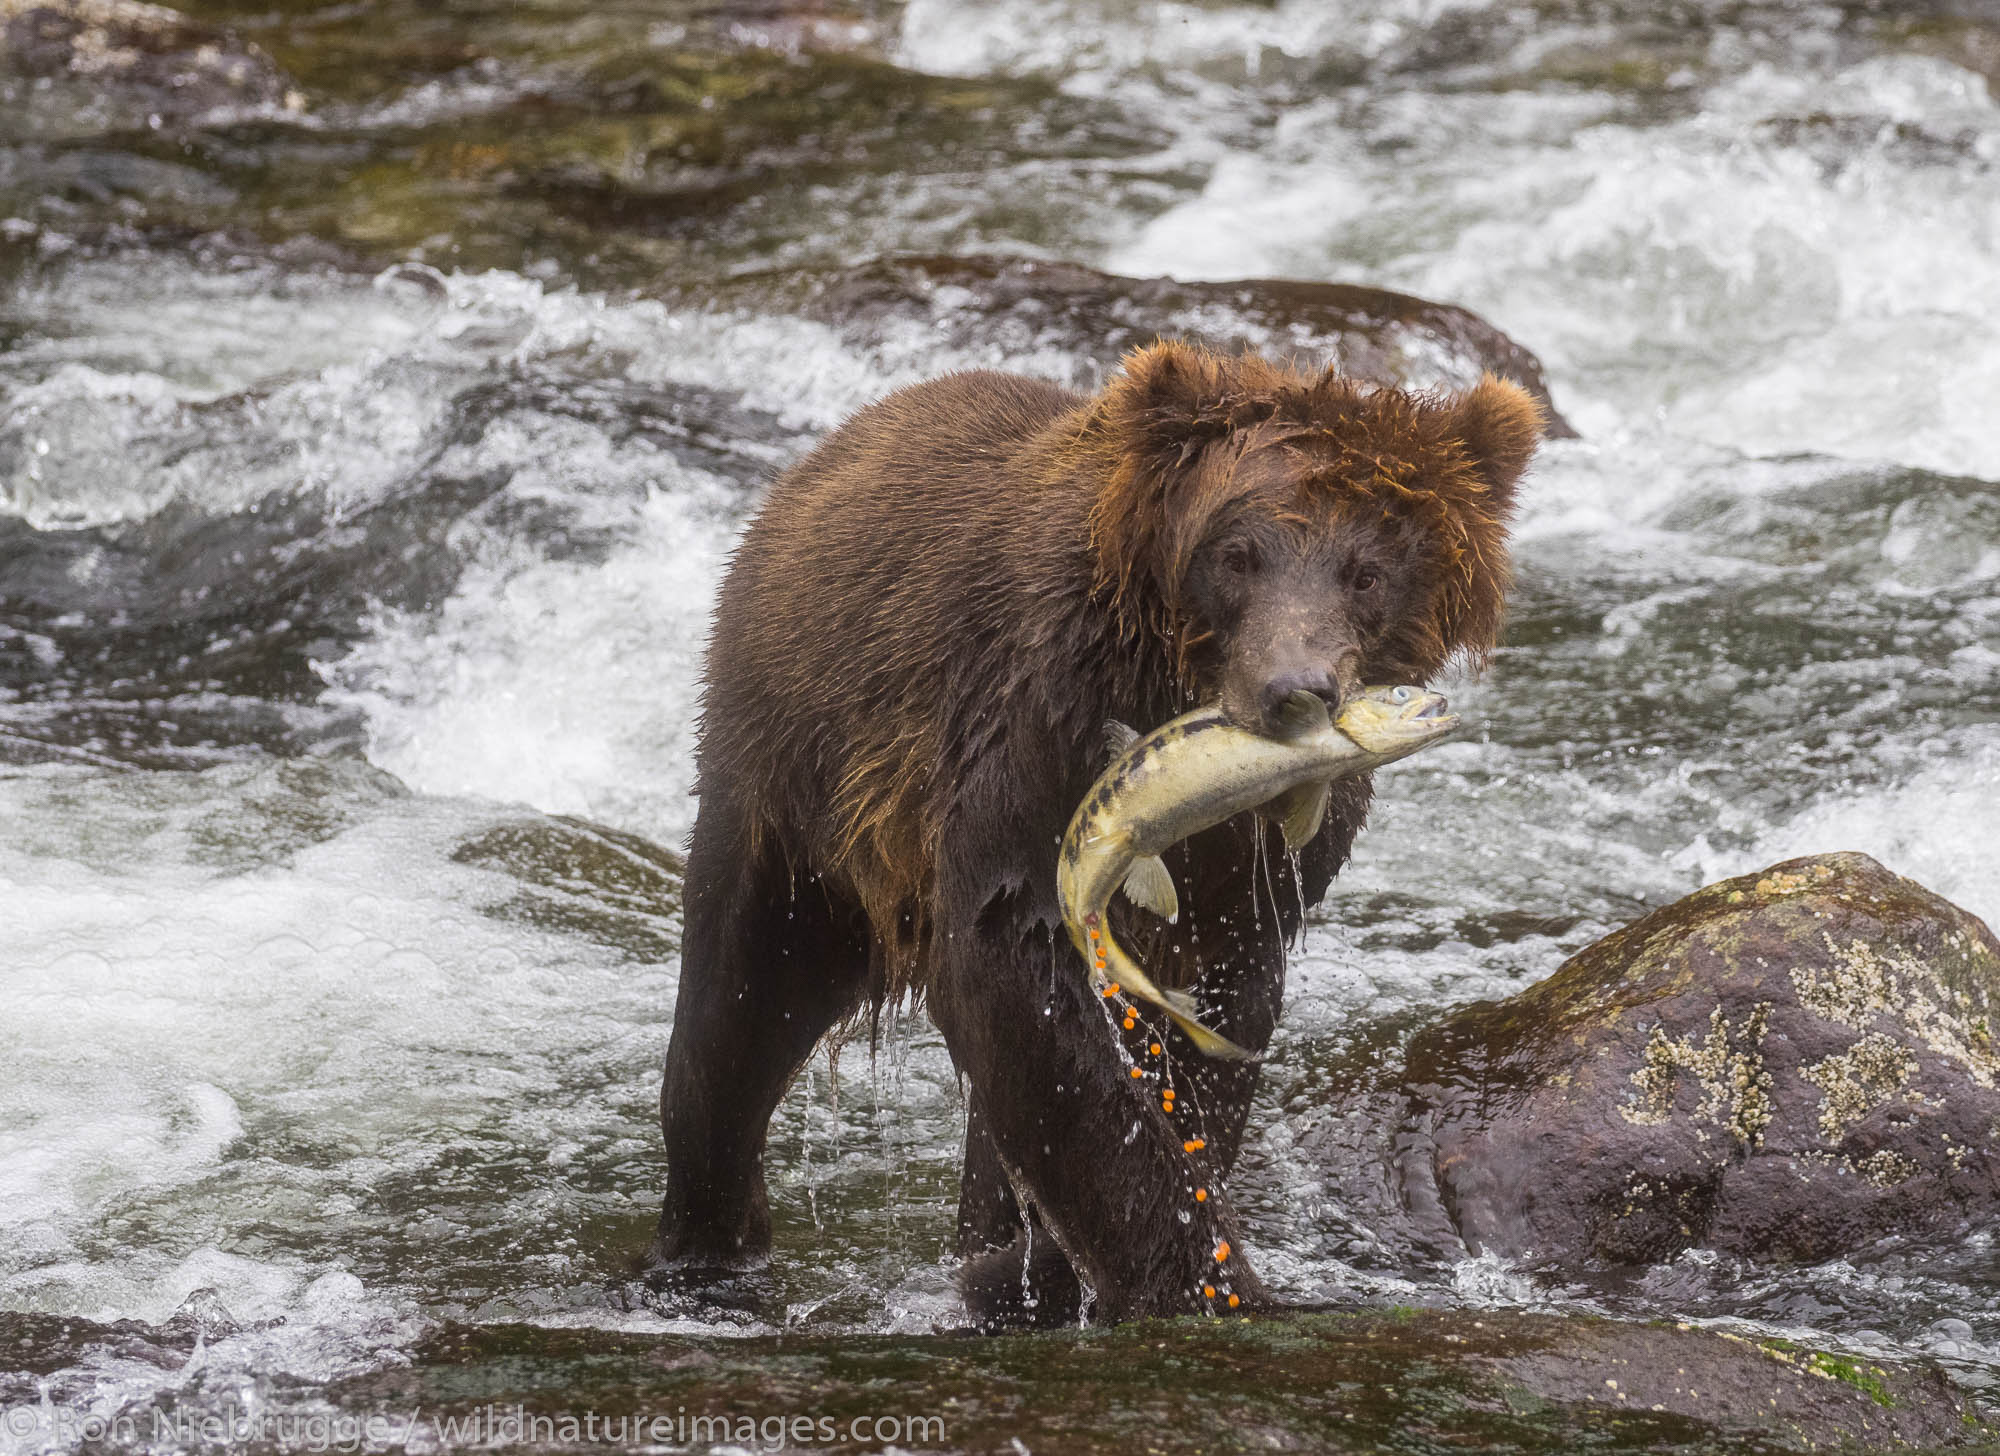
[[1352, 567, 1381, 593], [1219, 542, 1257, 577]]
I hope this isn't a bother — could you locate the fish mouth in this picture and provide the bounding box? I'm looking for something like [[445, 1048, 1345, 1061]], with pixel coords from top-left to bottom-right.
[[1412, 696, 1450, 720]]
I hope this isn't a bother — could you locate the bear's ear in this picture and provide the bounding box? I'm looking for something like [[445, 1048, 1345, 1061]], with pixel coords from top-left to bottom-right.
[[1086, 341, 1241, 631], [1096, 340, 1232, 464], [1450, 373, 1544, 512], [1421, 375, 1545, 668]]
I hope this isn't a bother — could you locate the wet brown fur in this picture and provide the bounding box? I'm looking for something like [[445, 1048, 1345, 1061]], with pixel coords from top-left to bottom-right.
[[704, 343, 1539, 1005], [1085, 346, 1533, 689]]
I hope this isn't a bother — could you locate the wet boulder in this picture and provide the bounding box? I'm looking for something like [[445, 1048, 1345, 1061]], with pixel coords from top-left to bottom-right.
[[1, 0, 299, 139], [1398, 852, 2000, 1267], [716, 253, 1576, 435], [452, 812, 685, 960]]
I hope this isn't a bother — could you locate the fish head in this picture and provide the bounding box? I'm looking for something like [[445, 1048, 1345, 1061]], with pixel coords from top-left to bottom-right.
[[1334, 683, 1459, 755]]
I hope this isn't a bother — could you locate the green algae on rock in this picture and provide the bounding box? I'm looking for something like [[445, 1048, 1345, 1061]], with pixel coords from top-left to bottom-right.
[[1398, 852, 2000, 1267]]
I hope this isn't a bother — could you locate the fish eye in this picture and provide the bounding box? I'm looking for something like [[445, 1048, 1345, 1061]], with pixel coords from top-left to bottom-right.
[[1390, 686, 1414, 703]]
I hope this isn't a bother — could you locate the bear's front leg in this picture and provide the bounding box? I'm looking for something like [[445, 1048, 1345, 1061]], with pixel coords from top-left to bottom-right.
[[649, 790, 874, 1276], [930, 916, 1271, 1325]]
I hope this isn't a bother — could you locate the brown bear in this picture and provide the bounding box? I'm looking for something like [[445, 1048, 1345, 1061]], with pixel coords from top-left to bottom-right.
[[647, 342, 1542, 1326]]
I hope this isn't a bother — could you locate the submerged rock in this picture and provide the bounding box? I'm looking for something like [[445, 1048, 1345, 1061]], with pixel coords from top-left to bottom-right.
[[453, 812, 685, 959], [1396, 852, 2000, 1268]]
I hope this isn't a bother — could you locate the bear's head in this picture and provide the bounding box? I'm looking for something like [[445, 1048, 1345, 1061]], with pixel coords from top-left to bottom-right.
[[1083, 341, 1543, 733]]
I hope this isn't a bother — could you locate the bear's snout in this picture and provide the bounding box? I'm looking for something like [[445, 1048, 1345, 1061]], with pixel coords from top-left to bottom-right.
[[1228, 639, 1362, 736], [1257, 668, 1343, 727]]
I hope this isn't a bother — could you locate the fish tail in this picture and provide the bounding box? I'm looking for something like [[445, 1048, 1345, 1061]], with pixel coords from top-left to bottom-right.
[[1101, 940, 1257, 1063]]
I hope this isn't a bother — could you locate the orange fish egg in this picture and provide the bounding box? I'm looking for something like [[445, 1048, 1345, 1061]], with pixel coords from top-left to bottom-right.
[[1195, 1188, 1207, 1203], [1228, 1294, 1240, 1308], [1214, 1240, 1230, 1262], [1202, 1284, 1215, 1298], [1129, 1067, 1143, 1079]]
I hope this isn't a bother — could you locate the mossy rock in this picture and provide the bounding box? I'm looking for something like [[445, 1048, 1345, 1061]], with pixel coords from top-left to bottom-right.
[[1, 1289, 1987, 1452], [1398, 852, 2000, 1266]]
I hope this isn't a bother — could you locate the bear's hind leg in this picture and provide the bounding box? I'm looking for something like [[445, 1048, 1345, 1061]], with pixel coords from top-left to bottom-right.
[[957, 1223, 1086, 1331], [957, 1095, 1088, 1328], [647, 796, 871, 1276], [932, 924, 1271, 1324]]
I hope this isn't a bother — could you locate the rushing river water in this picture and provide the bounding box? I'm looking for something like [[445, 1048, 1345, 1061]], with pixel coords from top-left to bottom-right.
[[3, 0, 2000, 1447]]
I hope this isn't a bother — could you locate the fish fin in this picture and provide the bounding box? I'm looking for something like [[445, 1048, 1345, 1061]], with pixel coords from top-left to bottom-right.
[[1274, 689, 1331, 738], [1119, 854, 1180, 922], [1102, 948, 1177, 1020], [1101, 719, 1140, 760], [1100, 940, 1257, 1063], [1265, 779, 1330, 851], [1166, 1006, 1257, 1063]]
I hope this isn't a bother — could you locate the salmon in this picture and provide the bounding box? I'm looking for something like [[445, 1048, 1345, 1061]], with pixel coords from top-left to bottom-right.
[[1057, 685, 1460, 1059]]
